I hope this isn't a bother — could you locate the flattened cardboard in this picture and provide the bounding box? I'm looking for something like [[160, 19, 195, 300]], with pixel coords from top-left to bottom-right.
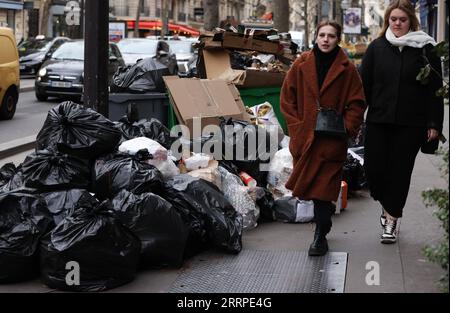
[[222, 32, 281, 55], [163, 76, 251, 135]]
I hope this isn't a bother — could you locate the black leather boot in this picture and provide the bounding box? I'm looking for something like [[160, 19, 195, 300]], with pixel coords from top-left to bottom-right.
[[308, 226, 329, 256]]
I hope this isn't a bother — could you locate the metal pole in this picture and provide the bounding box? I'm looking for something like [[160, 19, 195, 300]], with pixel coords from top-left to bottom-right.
[[83, 0, 109, 117]]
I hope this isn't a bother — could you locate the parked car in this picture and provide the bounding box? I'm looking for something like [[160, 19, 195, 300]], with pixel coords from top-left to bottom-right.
[[0, 27, 19, 120], [18, 36, 71, 76], [35, 40, 125, 102], [116, 38, 159, 65], [165, 40, 196, 77]]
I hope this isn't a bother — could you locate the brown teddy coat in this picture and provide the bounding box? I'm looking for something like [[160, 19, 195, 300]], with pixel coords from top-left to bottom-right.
[[280, 48, 366, 201]]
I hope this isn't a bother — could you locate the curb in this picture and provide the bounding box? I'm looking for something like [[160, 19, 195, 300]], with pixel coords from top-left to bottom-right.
[[20, 86, 35, 93], [0, 135, 36, 160]]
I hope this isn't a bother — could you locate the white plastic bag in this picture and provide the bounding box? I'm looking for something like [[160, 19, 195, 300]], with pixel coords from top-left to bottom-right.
[[119, 137, 168, 161], [267, 148, 293, 198], [218, 166, 259, 230], [184, 153, 211, 171]]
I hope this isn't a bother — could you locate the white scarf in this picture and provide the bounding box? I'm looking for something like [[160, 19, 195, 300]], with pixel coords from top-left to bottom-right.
[[385, 27, 437, 49]]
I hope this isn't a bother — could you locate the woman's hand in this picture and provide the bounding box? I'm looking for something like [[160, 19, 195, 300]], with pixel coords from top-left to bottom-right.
[[427, 128, 439, 142]]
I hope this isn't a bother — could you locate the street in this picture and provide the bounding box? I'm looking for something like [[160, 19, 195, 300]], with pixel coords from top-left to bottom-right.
[[0, 88, 59, 145]]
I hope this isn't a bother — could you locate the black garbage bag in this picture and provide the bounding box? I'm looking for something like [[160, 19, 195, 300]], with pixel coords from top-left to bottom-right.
[[161, 174, 243, 257], [256, 188, 276, 223], [140, 118, 177, 150], [93, 150, 164, 200], [22, 150, 91, 192], [0, 164, 27, 193], [0, 192, 53, 283], [0, 163, 17, 187], [343, 154, 367, 191], [40, 196, 141, 292], [111, 58, 170, 93], [41, 189, 91, 225], [37, 101, 121, 159], [220, 118, 279, 187], [112, 190, 189, 268]]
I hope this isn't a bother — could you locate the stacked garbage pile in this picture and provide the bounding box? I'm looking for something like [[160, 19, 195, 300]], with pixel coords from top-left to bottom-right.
[[0, 101, 245, 291], [194, 28, 297, 87]]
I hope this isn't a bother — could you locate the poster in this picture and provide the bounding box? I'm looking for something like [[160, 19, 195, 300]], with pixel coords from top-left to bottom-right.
[[109, 22, 126, 42], [343, 8, 362, 34]]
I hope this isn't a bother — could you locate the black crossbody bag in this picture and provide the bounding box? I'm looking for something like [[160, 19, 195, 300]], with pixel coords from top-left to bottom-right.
[[314, 100, 347, 138]]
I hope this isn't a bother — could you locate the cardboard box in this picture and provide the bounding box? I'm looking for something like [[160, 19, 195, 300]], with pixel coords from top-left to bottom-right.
[[221, 32, 281, 55], [202, 49, 286, 88], [163, 76, 251, 135]]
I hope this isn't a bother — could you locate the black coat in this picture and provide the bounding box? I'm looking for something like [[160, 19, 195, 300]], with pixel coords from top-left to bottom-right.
[[359, 36, 444, 132]]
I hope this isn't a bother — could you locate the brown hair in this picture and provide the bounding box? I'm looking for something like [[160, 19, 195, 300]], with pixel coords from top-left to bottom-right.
[[315, 20, 342, 43], [379, 0, 420, 37]]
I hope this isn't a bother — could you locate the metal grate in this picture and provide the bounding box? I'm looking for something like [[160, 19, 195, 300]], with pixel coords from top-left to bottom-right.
[[169, 250, 347, 293]]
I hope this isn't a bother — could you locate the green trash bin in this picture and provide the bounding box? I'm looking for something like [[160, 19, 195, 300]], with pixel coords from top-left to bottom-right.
[[168, 86, 287, 134], [238, 87, 287, 135]]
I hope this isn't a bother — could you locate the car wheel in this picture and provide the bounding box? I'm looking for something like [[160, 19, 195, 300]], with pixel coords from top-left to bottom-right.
[[35, 89, 48, 101], [0, 89, 18, 120]]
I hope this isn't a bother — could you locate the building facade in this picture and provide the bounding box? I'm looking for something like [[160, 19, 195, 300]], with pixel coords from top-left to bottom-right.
[[0, 0, 26, 41]]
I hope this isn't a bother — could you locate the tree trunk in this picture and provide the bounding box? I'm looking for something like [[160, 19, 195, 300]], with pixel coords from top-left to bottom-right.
[[273, 0, 290, 33], [134, 0, 144, 38], [39, 0, 51, 36], [203, 0, 219, 31]]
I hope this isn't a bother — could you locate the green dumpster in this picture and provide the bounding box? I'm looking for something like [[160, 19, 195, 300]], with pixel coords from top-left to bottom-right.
[[168, 86, 287, 134], [238, 87, 286, 134]]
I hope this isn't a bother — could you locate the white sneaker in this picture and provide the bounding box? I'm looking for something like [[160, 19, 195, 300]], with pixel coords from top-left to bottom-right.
[[381, 218, 398, 244]]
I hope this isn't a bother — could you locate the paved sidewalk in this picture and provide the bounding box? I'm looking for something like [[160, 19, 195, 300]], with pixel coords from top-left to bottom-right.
[[0, 147, 446, 293]]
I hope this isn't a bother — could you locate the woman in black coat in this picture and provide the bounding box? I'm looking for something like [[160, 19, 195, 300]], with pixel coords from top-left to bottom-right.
[[359, 0, 444, 244]]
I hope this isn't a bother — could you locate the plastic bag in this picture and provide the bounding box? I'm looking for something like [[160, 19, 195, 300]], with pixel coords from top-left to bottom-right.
[[111, 58, 170, 93], [0, 163, 17, 187], [41, 189, 90, 225], [140, 118, 177, 150], [37, 101, 121, 159], [161, 174, 243, 256], [93, 151, 164, 200], [0, 164, 27, 193], [119, 137, 168, 160], [218, 166, 259, 230], [273, 196, 314, 223], [184, 153, 211, 171], [0, 192, 53, 283], [112, 190, 189, 268], [267, 148, 293, 198], [255, 188, 276, 222], [219, 118, 279, 187], [343, 153, 367, 191], [40, 195, 141, 292], [21, 150, 91, 192]]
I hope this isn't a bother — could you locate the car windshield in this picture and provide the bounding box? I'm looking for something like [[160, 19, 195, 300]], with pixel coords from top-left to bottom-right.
[[52, 41, 84, 60], [117, 39, 158, 54], [166, 40, 193, 54], [18, 39, 52, 53]]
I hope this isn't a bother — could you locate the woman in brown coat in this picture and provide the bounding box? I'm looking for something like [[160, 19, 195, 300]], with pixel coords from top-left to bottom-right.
[[281, 21, 366, 256]]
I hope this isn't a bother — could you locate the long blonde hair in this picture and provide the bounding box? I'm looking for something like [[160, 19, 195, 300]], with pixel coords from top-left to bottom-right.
[[379, 0, 420, 37]]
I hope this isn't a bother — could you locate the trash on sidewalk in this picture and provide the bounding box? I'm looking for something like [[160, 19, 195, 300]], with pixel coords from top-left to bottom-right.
[[93, 150, 164, 200], [0, 192, 53, 283], [21, 150, 91, 192], [111, 190, 189, 268], [273, 197, 314, 223], [40, 196, 141, 292], [37, 101, 121, 160]]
